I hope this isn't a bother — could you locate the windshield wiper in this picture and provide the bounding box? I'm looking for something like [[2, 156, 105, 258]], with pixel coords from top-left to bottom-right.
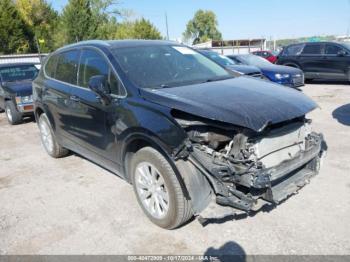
[[201, 76, 232, 83]]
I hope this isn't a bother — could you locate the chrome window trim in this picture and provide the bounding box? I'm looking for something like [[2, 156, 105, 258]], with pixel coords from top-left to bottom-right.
[[43, 46, 127, 99]]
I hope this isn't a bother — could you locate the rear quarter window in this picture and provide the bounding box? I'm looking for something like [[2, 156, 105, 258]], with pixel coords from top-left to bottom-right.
[[44, 55, 58, 78]]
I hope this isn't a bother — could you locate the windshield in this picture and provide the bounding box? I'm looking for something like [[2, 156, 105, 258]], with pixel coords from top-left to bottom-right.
[[238, 55, 272, 67], [0, 65, 38, 82], [343, 43, 350, 51], [201, 51, 237, 66], [112, 45, 233, 89]]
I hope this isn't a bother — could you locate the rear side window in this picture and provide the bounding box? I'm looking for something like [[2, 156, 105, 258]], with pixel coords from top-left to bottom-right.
[[56, 50, 79, 85], [302, 44, 322, 55], [45, 55, 58, 78], [325, 44, 342, 55], [283, 44, 304, 56]]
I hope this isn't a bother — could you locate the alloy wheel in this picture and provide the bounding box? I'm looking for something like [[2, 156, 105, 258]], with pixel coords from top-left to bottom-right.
[[6, 107, 12, 123], [39, 119, 54, 153], [134, 162, 170, 219]]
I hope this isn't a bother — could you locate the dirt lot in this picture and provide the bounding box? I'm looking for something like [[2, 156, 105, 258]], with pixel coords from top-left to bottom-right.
[[0, 83, 350, 255]]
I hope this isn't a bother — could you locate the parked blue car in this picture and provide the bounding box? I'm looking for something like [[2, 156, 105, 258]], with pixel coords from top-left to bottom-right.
[[227, 54, 305, 89], [198, 50, 263, 78]]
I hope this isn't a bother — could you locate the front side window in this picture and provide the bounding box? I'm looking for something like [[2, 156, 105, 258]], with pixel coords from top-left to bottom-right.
[[302, 44, 322, 55], [325, 44, 343, 55], [112, 45, 232, 89], [0, 65, 38, 82], [56, 50, 79, 85], [78, 49, 125, 96]]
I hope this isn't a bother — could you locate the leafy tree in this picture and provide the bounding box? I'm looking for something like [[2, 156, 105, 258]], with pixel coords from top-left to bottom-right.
[[61, 0, 95, 43], [0, 0, 32, 54], [111, 18, 162, 40], [61, 0, 121, 43], [15, 0, 59, 52], [132, 18, 162, 39], [183, 9, 222, 45]]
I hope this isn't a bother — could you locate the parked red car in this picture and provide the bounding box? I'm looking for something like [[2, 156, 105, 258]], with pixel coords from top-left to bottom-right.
[[252, 50, 279, 63]]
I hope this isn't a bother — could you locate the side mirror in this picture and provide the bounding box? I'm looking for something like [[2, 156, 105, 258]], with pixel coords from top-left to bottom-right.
[[88, 75, 111, 105], [337, 50, 347, 57]]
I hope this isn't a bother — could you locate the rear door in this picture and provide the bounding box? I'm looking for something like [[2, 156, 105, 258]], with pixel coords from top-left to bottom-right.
[[322, 43, 349, 80], [43, 50, 80, 142], [298, 43, 325, 78]]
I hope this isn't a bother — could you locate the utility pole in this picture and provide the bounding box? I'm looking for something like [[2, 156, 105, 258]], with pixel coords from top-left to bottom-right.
[[165, 12, 169, 40], [347, 0, 350, 39]]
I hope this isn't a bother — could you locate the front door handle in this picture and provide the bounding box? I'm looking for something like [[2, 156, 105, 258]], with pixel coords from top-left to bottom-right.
[[70, 95, 80, 102]]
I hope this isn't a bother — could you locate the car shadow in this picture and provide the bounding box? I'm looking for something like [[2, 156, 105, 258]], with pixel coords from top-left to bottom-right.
[[306, 79, 349, 85], [203, 241, 246, 262], [332, 104, 350, 126]]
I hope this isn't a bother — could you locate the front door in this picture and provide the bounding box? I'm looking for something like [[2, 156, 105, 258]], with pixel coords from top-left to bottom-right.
[[322, 44, 350, 80], [298, 43, 325, 79], [68, 48, 125, 163]]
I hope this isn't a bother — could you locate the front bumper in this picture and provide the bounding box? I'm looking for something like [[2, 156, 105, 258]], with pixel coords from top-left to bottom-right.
[[17, 102, 34, 113], [281, 74, 305, 88], [191, 132, 325, 212]]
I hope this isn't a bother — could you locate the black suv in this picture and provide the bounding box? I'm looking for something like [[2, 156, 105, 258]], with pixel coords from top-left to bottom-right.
[[33, 40, 325, 229], [277, 42, 350, 81]]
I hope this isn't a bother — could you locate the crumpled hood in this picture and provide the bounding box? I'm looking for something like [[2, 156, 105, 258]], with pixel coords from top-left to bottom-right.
[[226, 64, 261, 75], [140, 77, 317, 132], [2, 81, 33, 96]]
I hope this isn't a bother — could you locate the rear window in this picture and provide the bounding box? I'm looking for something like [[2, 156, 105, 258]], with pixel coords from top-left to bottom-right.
[[55, 50, 79, 85], [282, 44, 304, 56], [302, 44, 322, 55], [0, 65, 38, 82]]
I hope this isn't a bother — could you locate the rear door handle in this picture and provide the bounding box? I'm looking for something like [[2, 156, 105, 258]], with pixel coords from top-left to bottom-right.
[[70, 95, 80, 102]]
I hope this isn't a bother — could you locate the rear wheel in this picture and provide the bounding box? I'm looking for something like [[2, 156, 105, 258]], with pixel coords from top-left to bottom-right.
[[130, 147, 193, 229], [38, 113, 69, 158], [5, 101, 22, 125]]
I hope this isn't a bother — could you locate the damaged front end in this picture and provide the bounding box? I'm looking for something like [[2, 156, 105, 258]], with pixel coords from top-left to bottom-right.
[[173, 111, 326, 214]]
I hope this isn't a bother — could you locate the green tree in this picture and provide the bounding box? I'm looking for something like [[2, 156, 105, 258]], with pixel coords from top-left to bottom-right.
[[15, 0, 59, 52], [0, 0, 32, 54], [111, 18, 162, 40], [183, 10, 222, 45], [61, 0, 120, 44], [61, 0, 95, 43], [132, 18, 162, 39]]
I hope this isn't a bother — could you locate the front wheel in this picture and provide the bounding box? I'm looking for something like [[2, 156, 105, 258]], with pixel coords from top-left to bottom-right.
[[38, 113, 69, 158], [130, 147, 193, 229], [5, 101, 23, 125]]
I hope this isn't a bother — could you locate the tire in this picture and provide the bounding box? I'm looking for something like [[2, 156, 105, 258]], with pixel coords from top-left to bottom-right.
[[5, 101, 23, 125], [38, 113, 69, 158], [130, 147, 193, 229]]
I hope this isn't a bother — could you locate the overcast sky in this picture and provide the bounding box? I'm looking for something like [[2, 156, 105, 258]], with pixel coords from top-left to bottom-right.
[[50, 0, 350, 40]]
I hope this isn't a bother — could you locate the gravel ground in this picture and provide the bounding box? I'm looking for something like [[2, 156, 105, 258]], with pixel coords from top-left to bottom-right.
[[0, 83, 349, 255]]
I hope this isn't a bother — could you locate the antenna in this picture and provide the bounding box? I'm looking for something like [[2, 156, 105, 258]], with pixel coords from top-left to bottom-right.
[[165, 12, 169, 40]]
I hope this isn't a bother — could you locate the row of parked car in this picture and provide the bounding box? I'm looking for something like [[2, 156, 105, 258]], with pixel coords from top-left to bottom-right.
[[0, 40, 331, 229]]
